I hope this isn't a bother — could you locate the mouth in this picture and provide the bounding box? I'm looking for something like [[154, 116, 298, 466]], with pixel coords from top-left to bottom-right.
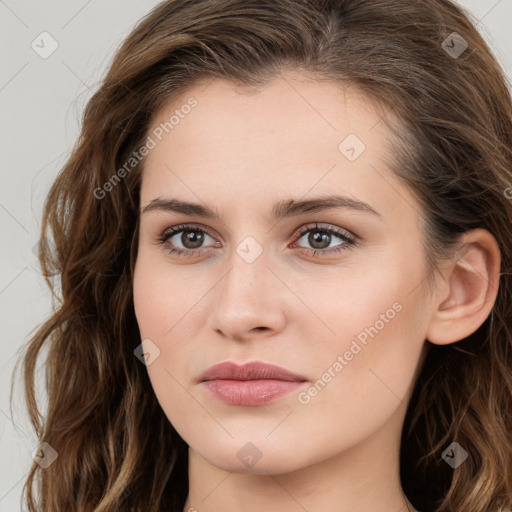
[[198, 361, 308, 406]]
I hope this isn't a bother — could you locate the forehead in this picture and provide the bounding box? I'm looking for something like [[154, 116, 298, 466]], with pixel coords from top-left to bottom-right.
[[140, 72, 417, 222], [145, 72, 387, 157]]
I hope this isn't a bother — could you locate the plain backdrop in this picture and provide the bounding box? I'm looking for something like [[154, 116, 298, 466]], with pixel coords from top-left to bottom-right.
[[0, 0, 511, 510]]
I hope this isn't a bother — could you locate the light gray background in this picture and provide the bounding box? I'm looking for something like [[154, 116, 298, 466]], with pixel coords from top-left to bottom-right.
[[0, 0, 511, 510]]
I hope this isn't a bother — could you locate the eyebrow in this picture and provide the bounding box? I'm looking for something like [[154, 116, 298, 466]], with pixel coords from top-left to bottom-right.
[[141, 194, 382, 221]]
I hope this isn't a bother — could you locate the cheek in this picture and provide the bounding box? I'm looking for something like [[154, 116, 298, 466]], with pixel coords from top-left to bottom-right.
[[302, 250, 426, 396], [133, 266, 192, 374], [133, 247, 193, 337], [132, 251, 204, 428], [290, 274, 426, 449]]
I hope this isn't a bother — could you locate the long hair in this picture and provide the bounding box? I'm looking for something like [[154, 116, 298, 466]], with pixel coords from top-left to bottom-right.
[[12, 0, 512, 510]]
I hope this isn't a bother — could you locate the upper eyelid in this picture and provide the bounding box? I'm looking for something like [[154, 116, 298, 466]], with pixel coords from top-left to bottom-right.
[[294, 223, 354, 239], [163, 223, 216, 239]]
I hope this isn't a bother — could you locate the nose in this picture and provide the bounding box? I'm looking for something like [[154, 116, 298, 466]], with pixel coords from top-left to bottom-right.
[[209, 249, 287, 342]]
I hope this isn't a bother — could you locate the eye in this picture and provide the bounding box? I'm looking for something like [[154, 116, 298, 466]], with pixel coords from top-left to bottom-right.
[[157, 224, 219, 258], [156, 222, 358, 259], [290, 223, 357, 257]]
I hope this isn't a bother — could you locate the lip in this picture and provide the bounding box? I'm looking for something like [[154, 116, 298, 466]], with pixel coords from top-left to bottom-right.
[[198, 361, 308, 406], [198, 361, 307, 383]]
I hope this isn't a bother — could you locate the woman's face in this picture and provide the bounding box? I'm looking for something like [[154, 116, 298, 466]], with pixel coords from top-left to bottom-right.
[[133, 71, 434, 474]]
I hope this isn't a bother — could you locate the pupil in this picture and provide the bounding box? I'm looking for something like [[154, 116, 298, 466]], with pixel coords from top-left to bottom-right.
[[309, 231, 330, 249]]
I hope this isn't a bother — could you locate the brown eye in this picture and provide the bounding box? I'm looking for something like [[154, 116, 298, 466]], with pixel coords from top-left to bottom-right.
[[292, 223, 357, 257], [157, 222, 357, 259], [299, 230, 334, 250], [174, 229, 205, 249], [158, 224, 219, 257]]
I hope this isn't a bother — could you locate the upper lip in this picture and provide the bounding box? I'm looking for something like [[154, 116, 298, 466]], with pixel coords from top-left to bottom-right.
[[198, 361, 308, 383]]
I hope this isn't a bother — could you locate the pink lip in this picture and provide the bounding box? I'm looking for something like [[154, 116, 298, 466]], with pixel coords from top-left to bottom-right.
[[198, 361, 308, 406]]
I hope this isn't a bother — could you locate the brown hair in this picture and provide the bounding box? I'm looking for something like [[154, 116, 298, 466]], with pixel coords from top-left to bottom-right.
[[12, 0, 512, 510]]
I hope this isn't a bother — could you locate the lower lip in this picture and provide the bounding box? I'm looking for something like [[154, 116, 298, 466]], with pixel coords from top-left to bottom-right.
[[201, 379, 306, 405]]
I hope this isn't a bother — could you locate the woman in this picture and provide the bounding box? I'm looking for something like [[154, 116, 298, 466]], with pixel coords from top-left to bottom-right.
[[15, 0, 512, 511]]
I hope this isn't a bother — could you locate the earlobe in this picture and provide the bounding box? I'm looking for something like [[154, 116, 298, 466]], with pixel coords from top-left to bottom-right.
[[426, 229, 501, 346]]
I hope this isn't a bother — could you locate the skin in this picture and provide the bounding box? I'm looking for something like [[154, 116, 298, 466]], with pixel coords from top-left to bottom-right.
[[132, 70, 501, 512]]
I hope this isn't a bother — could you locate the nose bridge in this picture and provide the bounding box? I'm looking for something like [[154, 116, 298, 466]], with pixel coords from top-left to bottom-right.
[[222, 239, 269, 307], [211, 237, 285, 338]]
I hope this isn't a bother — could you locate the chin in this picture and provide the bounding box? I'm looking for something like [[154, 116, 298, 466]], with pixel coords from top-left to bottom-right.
[[188, 435, 321, 476], [204, 451, 304, 475]]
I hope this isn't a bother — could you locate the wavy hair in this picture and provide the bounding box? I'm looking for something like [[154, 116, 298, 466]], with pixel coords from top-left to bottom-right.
[[12, 0, 512, 510]]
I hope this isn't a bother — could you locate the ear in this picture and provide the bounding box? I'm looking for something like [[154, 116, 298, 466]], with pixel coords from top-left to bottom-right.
[[426, 228, 501, 345]]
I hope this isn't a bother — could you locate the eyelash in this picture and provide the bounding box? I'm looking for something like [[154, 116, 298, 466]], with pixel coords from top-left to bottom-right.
[[156, 223, 358, 259]]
